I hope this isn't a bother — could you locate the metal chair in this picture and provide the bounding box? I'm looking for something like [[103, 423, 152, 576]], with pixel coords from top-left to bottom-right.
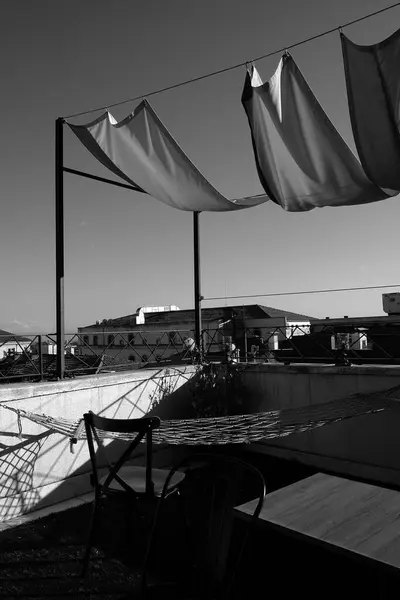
[[140, 452, 266, 600], [82, 411, 185, 576]]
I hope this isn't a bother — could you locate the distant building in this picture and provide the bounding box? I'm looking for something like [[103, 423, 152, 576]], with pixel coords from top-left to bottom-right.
[[77, 304, 313, 364], [0, 329, 31, 358], [275, 294, 400, 364], [37, 340, 76, 355]]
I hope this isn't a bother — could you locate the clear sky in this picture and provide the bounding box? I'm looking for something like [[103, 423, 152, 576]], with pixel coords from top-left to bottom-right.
[[1, 0, 400, 334]]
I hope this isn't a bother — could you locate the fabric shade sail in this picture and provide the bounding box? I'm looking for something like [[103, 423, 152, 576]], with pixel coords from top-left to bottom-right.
[[68, 101, 268, 212], [341, 28, 400, 191], [241, 54, 393, 211]]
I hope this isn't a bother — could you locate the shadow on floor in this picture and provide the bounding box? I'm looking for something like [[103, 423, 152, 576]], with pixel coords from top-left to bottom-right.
[[0, 502, 139, 598], [1, 452, 399, 599]]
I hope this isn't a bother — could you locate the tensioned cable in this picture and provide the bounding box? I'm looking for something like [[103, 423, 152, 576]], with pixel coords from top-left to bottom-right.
[[63, 2, 400, 119], [204, 284, 400, 302]]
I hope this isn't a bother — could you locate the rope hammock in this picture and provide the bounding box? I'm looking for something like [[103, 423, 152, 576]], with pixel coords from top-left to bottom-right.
[[3, 386, 400, 448]]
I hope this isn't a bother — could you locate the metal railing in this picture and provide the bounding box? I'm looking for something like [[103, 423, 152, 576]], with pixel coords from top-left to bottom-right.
[[0, 334, 44, 383], [0, 329, 229, 384], [2, 322, 400, 383], [242, 323, 400, 365]]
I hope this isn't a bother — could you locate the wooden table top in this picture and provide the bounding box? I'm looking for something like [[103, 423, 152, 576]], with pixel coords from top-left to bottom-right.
[[236, 473, 400, 570]]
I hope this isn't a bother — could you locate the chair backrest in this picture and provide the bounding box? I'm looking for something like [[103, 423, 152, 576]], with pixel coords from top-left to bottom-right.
[[147, 451, 266, 599], [83, 411, 160, 497]]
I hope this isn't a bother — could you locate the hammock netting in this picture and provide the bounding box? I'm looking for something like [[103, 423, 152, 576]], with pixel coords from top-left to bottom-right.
[[3, 385, 400, 446]]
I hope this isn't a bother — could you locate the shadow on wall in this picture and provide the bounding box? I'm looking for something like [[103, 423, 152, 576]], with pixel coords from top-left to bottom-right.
[[0, 369, 203, 520], [145, 368, 203, 419], [96, 366, 203, 422], [0, 431, 52, 520]]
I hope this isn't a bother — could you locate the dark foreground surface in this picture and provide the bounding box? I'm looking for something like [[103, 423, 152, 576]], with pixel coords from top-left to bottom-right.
[[0, 453, 399, 599], [0, 500, 139, 599]]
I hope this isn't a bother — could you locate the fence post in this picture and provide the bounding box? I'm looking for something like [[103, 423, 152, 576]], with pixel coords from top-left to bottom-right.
[[55, 117, 65, 379], [38, 335, 43, 381], [193, 211, 203, 358]]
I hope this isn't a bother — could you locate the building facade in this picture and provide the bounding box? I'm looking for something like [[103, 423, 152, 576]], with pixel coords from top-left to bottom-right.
[[77, 304, 313, 366]]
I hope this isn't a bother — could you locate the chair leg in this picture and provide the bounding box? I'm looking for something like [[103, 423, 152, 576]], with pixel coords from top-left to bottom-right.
[[177, 489, 192, 562], [81, 496, 101, 577], [140, 490, 186, 597], [125, 495, 143, 566], [140, 497, 161, 593], [175, 488, 196, 595]]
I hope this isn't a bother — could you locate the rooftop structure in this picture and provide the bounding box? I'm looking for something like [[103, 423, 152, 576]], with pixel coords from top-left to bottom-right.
[[82, 304, 313, 329]]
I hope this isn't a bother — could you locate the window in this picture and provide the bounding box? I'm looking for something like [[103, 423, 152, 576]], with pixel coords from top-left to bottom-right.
[[156, 337, 161, 345], [128, 334, 134, 345], [128, 354, 136, 362], [141, 354, 148, 362], [93, 335, 98, 346], [83, 335, 89, 345], [273, 334, 279, 350], [107, 335, 115, 346]]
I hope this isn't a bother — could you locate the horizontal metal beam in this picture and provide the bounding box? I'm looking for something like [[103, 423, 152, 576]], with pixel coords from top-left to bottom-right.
[[63, 167, 146, 194]]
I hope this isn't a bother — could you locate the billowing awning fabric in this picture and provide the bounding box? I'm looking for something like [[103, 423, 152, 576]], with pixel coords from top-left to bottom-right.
[[341, 29, 400, 191], [68, 101, 269, 212], [241, 54, 392, 211]]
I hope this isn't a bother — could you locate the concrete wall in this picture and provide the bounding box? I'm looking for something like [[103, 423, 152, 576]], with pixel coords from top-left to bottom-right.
[[241, 363, 400, 487], [2, 361, 400, 522], [0, 366, 196, 521]]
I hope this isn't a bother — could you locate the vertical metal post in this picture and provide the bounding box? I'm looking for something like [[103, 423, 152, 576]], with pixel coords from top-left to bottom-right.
[[38, 335, 43, 381], [193, 211, 202, 357], [55, 118, 65, 379]]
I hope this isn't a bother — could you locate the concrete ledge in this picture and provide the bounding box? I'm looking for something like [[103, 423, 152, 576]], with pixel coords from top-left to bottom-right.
[[241, 362, 400, 412], [246, 442, 400, 489], [244, 362, 400, 376], [0, 366, 197, 521], [0, 365, 197, 405]]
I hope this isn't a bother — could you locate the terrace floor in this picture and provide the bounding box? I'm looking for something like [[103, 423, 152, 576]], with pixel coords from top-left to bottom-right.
[[0, 494, 140, 599], [0, 454, 399, 599]]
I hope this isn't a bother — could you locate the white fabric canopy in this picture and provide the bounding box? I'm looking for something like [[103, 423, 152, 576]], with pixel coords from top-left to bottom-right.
[[241, 54, 393, 211], [68, 101, 269, 212], [341, 28, 400, 191]]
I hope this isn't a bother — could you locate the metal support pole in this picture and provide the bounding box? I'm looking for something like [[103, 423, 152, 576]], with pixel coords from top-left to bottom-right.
[[193, 212, 202, 357], [38, 335, 43, 381], [55, 118, 65, 379]]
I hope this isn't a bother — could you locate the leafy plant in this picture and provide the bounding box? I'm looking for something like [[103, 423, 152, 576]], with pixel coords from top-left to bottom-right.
[[149, 369, 177, 411], [188, 363, 246, 418], [149, 363, 247, 418]]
